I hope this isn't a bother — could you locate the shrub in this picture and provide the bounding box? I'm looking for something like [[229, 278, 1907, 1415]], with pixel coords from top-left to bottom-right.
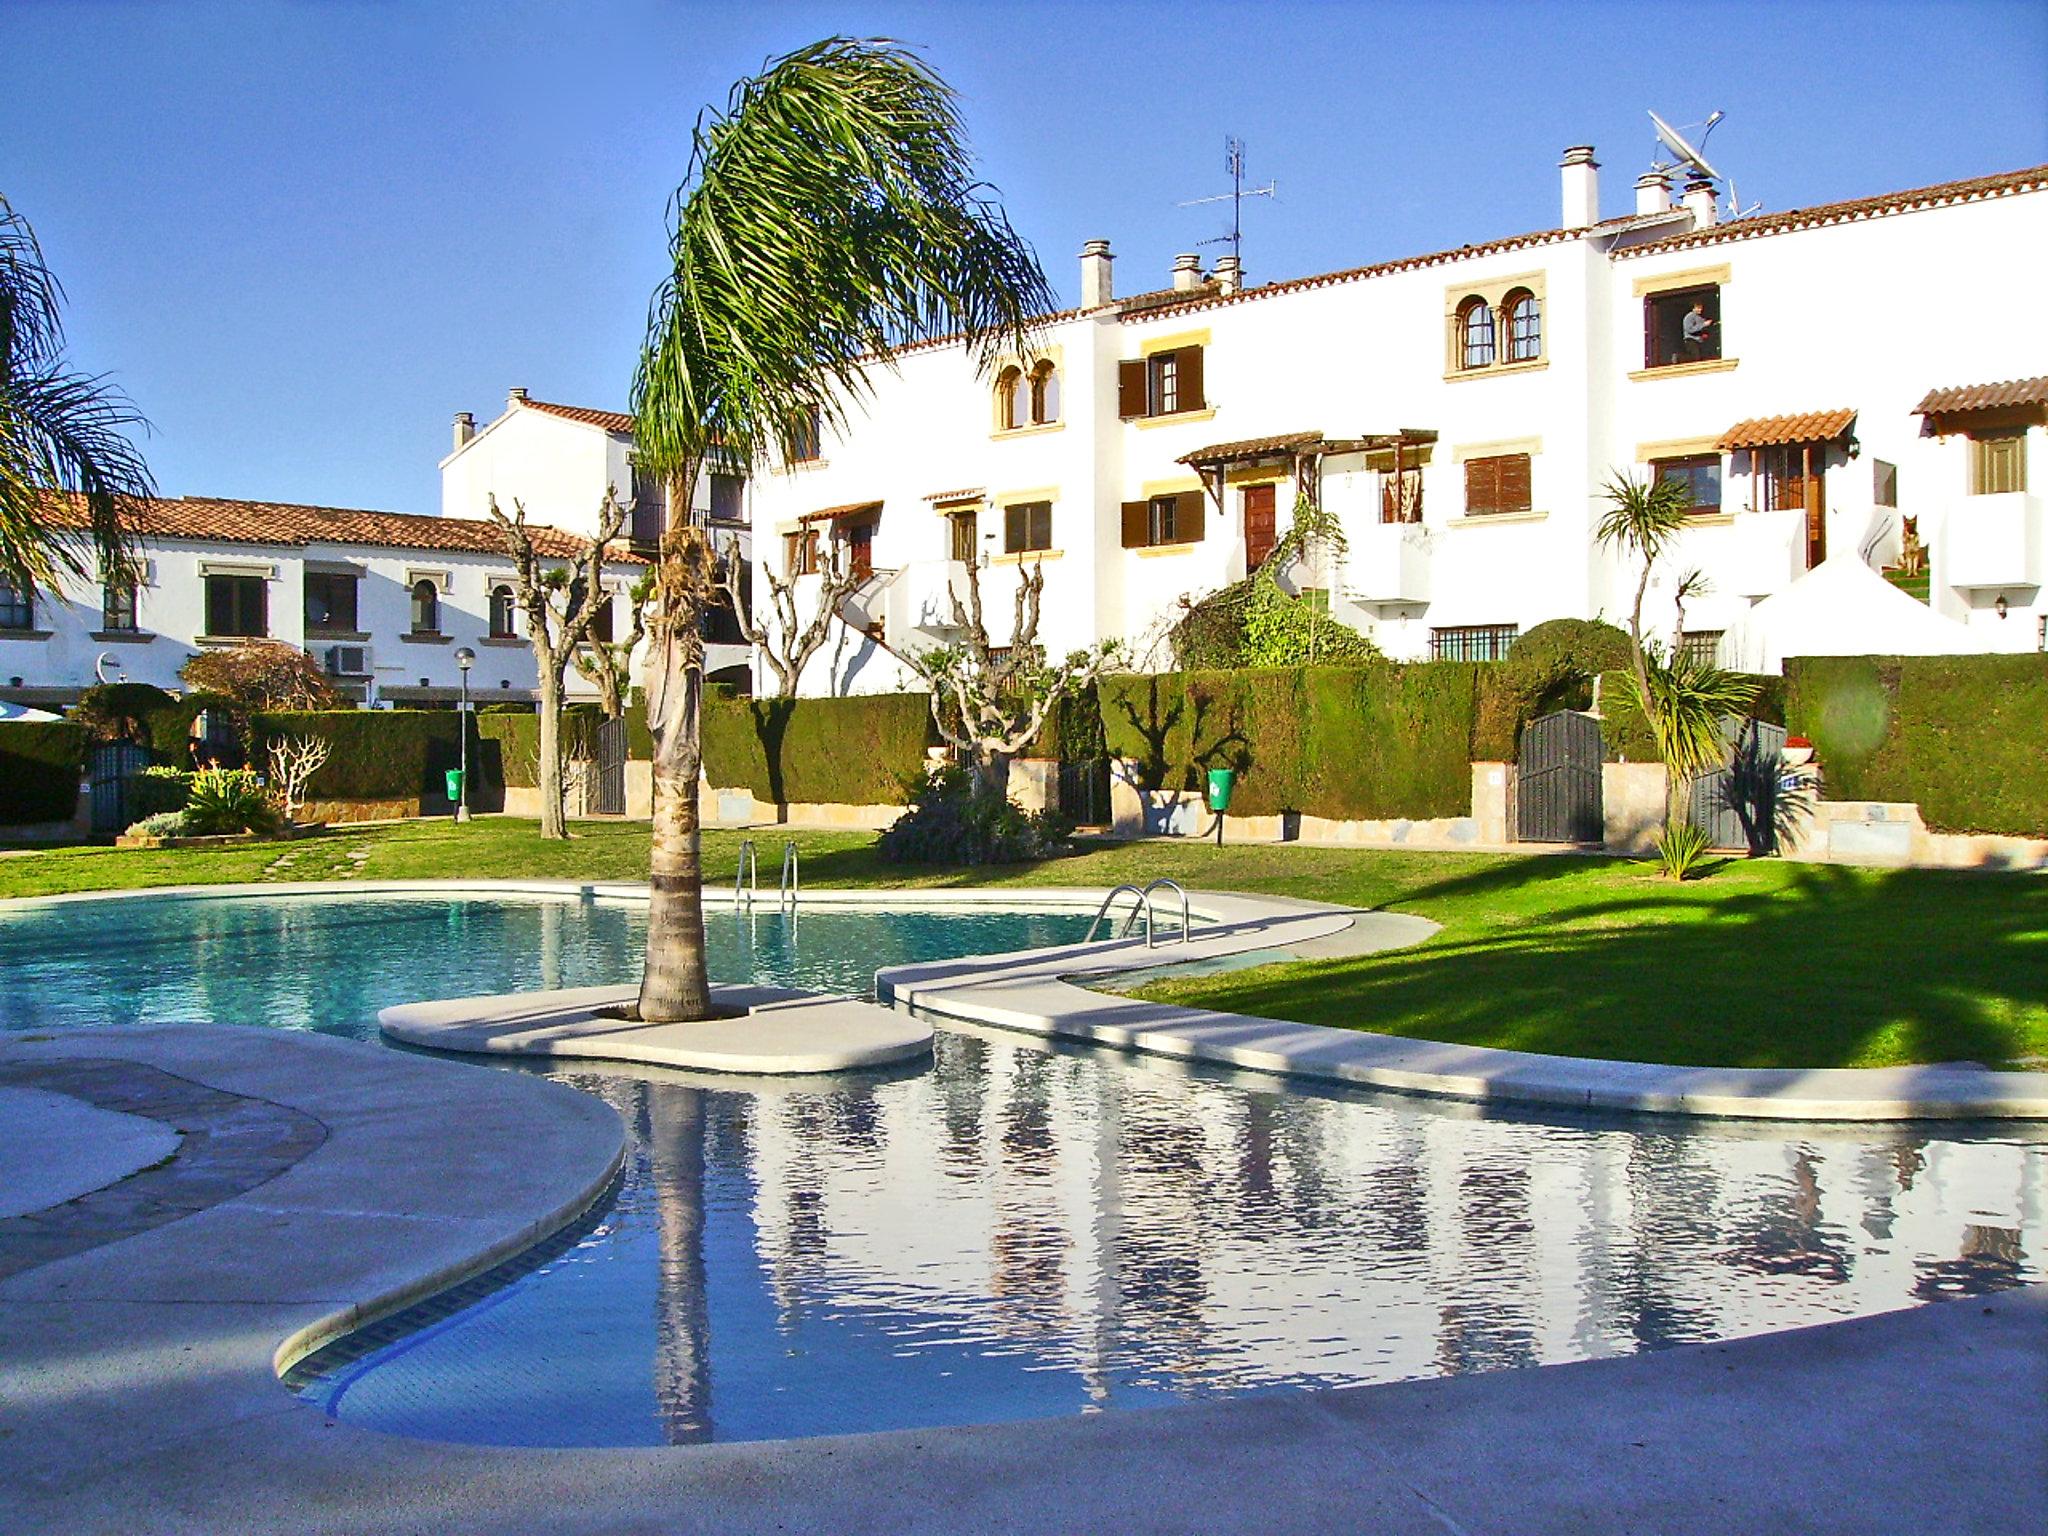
[[0, 721, 85, 825], [130, 766, 192, 818], [877, 765, 1073, 864], [70, 682, 177, 743], [181, 768, 279, 835], [124, 810, 190, 839], [1785, 654, 2048, 836], [181, 641, 341, 711]]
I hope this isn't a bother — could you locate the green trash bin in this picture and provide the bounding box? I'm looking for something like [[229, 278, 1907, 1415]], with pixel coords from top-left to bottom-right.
[[1206, 768, 1235, 812], [444, 768, 465, 806]]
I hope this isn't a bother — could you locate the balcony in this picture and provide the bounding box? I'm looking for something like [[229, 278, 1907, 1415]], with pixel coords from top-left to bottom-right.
[[1341, 522, 1431, 605], [886, 559, 970, 637], [1725, 509, 1805, 598], [1940, 492, 2044, 591]]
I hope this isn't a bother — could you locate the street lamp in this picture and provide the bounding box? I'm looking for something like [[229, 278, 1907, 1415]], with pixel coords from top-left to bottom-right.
[[454, 646, 476, 823]]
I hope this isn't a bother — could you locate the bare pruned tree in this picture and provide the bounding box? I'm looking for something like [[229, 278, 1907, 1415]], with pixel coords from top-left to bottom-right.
[[908, 555, 1119, 804], [719, 533, 865, 697], [575, 569, 654, 719], [264, 732, 332, 822], [487, 488, 631, 840]]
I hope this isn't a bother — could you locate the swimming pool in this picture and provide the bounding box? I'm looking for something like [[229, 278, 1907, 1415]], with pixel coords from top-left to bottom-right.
[[6, 890, 2045, 1447]]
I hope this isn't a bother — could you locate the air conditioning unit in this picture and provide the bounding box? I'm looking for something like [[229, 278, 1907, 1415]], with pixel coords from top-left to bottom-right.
[[325, 644, 372, 677]]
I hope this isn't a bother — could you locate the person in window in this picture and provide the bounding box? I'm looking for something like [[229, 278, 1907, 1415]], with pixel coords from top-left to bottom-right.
[[1681, 301, 1714, 362]]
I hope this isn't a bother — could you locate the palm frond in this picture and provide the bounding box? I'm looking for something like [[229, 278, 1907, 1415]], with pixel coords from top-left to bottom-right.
[[632, 37, 1055, 478], [1595, 470, 1693, 566]]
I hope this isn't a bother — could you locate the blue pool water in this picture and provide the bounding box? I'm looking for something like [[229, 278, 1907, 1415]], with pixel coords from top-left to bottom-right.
[[5, 891, 2045, 1447]]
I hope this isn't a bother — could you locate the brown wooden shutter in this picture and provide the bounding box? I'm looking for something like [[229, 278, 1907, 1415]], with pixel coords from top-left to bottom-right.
[[1118, 360, 1147, 418], [1642, 298, 1658, 369], [1177, 490, 1206, 544], [1177, 347, 1205, 411], [1464, 457, 1498, 515], [1004, 503, 1027, 553], [1121, 500, 1149, 548], [1500, 453, 1532, 512]]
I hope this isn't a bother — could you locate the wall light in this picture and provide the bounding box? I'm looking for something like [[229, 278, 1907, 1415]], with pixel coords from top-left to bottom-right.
[[1995, 595, 2009, 620]]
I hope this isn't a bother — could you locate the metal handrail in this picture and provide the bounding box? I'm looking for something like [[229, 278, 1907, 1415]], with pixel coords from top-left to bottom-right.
[[1084, 883, 1148, 945], [735, 839, 758, 910], [780, 841, 800, 910], [1141, 878, 1192, 945]]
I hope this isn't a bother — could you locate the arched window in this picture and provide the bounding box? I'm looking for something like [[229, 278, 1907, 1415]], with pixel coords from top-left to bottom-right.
[[1458, 298, 1495, 369], [409, 579, 439, 635], [488, 583, 516, 638], [1029, 360, 1060, 424], [996, 365, 1025, 430], [1504, 289, 1541, 362]]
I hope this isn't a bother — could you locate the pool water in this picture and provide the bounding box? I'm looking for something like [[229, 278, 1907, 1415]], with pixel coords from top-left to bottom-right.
[[5, 892, 2045, 1447]]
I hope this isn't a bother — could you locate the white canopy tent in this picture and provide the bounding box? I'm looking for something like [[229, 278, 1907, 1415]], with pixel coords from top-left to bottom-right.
[[1720, 556, 1985, 675]]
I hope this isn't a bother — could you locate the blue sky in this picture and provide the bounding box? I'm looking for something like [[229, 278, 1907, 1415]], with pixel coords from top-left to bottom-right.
[[6, 0, 2044, 513]]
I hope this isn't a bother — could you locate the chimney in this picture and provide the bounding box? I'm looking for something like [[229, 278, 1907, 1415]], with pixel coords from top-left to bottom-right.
[[1634, 170, 1672, 216], [507, 387, 529, 408], [1213, 254, 1242, 295], [1171, 253, 1204, 292], [452, 411, 476, 451], [1560, 146, 1599, 230], [1079, 239, 1114, 307], [1682, 177, 1719, 229]]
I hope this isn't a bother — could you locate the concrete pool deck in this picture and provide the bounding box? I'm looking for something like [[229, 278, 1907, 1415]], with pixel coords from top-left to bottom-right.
[[0, 1022, 2042, 1535]]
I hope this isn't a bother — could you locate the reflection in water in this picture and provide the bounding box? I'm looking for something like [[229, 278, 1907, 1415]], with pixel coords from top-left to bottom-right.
[[297, 1024, 2048, 1448]]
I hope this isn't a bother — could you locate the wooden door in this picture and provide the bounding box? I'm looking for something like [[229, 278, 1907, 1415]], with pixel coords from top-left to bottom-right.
[[1243, 483, 1277, 567]]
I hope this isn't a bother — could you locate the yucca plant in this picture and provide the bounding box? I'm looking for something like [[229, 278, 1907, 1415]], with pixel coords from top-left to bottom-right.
[[181, 767, 279, 836], [1653, 819, 1713, 881]]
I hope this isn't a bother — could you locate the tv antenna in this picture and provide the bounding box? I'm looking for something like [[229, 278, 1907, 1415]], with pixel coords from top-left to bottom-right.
[[1177, 136, 1276, 269], [1647, 109, 1755, 219]]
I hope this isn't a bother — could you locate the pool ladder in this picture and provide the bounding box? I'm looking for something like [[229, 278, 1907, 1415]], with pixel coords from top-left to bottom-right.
[[735, 838, 799, 912], [1083, 878, 1191, 949]]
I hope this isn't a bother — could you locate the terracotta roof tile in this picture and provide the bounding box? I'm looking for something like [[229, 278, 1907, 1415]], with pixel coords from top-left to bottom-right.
[[1914, 376, 2048, 415], [922, 487, 986, 504], [44, 494, 645, 562], [1716, 410, 1857, 450], [797, 500, 883, 523], [1179, 431, 1324, 465], [1615, 164, 2047, 259], [517, 398, 636, 433]]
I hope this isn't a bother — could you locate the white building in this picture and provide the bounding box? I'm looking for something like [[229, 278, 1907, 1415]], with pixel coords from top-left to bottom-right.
[[746, 155, 2048, 692], [0, 495, 646, 709], [440, 389, 752, 684]]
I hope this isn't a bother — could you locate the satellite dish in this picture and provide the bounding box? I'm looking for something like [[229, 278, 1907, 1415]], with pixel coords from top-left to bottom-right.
[[1648, 109, 1723, 183]]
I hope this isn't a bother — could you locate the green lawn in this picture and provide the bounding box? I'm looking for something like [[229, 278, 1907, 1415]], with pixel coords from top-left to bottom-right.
[[4, 817, 2043, 1072]]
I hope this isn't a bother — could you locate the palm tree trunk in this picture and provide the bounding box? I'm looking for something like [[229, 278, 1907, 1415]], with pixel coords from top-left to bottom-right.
[[638, 643, 712, 1022], [536, 665, 567, 841]]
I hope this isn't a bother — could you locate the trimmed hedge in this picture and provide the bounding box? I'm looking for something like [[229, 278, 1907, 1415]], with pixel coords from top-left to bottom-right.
[[703, 691, 932, 806], [0, 722, 85, 825], [251, 711, 480, 803], [1785, 654, 2048, 836], [1100, 665, 1484, 820], [475, 706, 624, 789]]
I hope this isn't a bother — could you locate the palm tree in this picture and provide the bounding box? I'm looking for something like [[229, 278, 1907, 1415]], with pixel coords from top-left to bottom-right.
[[630, 38, 1054, 1022], [1, 194, 153, 594]]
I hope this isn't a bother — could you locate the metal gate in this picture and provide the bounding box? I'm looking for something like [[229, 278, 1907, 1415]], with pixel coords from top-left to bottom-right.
[[590, 716, 628, 816], [89, 740, 152, 834], [1690, 717, 1788, 853], [1057, 758, 1112, 828], [1516, 711, 1603, 844]]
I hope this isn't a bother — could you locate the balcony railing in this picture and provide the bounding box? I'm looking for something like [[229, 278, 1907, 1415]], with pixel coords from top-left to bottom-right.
[[1341, 522, 1430, 604], [1940, 491, 2044, 590]]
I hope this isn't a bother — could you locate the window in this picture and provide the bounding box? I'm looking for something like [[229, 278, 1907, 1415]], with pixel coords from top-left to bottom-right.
[[1971, 430, 2028, 495], [1644, 284, 1721, 368], [782, 528, 820, 577], [1503, 290, 1541, 362], [1457, 298, 1496, 370], [589, 595, 614, 643], [0, 580, 31, 631], [101, 576, 139, 632], [488, 583, 517, 638], [408, 579, 440, 635], [1116, 346, 1206, 419], [630, 461, 668, 545], [1653, 454, 1722, 514], [303, 571, 359, 632], [947, 508, 978, 562], [1463, 453, 1533, 515], [1029, 360, 1059, 425], [205, 574, 266, 638], [1381, 465, 1424, 523], [1430, 624, 1517, 662], [996, 366, 1026, 430], [709, 471, 745, 523], [790, 406, 823, 462], [1120, 491, 1206, 548], [1679, 630, 1724, 666], [1003, 501, 1053, 554], [837, 519, 876, 579]]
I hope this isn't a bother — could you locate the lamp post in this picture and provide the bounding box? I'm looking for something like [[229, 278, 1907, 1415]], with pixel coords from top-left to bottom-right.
[[454, 646, 475, 823]]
